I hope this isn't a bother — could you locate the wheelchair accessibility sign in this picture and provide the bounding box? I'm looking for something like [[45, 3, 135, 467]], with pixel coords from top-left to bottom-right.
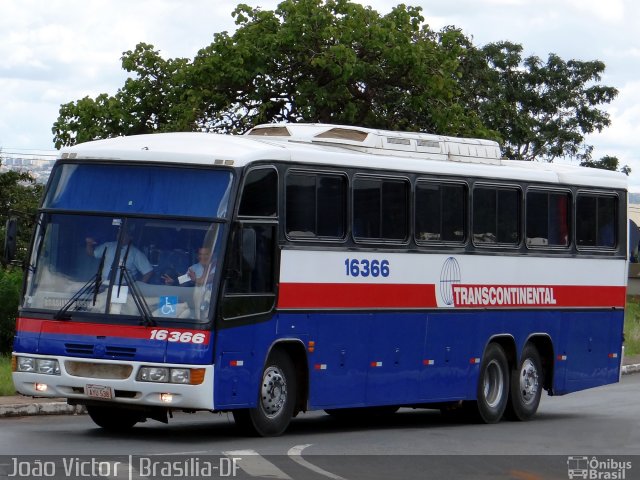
[[159, 296, 179, 317]]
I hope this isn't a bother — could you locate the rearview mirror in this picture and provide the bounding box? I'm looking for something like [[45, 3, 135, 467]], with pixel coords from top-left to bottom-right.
[[3, 217, 17, 264]]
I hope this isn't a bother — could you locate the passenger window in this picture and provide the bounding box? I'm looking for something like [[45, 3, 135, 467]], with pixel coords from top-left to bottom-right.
[[473, 186, 520, 245], [353, 177, 409, 241], [576, 194, 617, 248], [416, 181, 466, 243], [526, 190, 570, 247], [286, 172, 346, 239]]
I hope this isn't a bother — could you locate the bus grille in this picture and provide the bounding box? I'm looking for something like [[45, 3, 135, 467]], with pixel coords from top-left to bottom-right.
[[105, 346, 137, 359], [65, 343, 94, 355], [65, 361, 133, 379]]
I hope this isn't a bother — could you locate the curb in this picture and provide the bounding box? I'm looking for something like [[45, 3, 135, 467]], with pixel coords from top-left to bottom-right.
[[0, 402, 85, 418], [621, 363, 640, 375], [2, 365, 639, 418]]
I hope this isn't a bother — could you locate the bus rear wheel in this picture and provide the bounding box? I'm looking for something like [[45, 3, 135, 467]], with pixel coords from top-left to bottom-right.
[[474, 343, 509, 424], [505, 343, 543, 421], [86, 405, 143, 431], [233, 350, 296, 437]]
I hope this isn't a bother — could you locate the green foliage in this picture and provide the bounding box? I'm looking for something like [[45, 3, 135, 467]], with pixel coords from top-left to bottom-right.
[[189, 1, 492, 137], [52, 43, 194, 148], [460, 41, 618, 162], [0, 355, 15, 396], [0, 268, 21, 355], [0, 169, 44, 265], [580, 153, 631, 176], [625, 298, 640, 356], [51, 0, 618, 164]]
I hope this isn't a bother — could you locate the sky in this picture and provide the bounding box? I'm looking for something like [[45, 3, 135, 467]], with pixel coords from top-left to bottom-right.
[[1, 0, 639, 188]]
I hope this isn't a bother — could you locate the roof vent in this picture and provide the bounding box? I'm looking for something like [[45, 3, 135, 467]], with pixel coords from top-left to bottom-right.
[[247, 126, 291, 136], [386, 137, 411, 145], [315, 128, 369, 142]]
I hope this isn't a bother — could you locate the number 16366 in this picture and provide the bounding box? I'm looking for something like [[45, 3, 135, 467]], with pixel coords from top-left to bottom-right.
[[344, 258, 390, 278], [149, 329, 207, 344]]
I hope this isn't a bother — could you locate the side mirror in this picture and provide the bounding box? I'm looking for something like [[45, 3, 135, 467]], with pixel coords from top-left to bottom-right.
[[3, 217, 17, 264]]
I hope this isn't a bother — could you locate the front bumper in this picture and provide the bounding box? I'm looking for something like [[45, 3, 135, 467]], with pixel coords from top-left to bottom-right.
[[12, 353, 215, 410]]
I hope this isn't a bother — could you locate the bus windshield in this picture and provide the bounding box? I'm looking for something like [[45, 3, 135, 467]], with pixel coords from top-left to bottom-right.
[[22, 163, 234, 323], [24, 214, 224, 323], [43, 163, 233, 218]]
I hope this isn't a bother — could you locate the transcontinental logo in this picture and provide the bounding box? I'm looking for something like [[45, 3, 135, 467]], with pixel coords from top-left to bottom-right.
[[453, 285, 557, 307]]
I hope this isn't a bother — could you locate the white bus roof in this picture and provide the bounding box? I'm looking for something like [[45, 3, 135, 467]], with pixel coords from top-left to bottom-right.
[[60, 124, 627, 190]]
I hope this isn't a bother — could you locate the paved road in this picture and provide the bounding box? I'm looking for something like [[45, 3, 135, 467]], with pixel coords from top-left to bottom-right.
[[1, 375, 639, 479]]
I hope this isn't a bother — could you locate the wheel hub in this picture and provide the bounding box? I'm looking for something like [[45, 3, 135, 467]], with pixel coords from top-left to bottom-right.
[[483, 359, 505, 408], [260, 366, 287, 417], [519, 358, 539, 404]]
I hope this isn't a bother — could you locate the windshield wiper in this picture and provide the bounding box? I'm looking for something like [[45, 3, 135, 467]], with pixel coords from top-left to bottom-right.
[[117, 243, 155, 327], [54, 249, 107, 320]]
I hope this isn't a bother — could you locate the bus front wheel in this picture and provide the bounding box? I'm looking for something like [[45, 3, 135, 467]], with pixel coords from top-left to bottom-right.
[[505, 343, 543, 421], [86, 405, 143, 431], [233, 350, 297, 437], [474, 343, 509, 424]]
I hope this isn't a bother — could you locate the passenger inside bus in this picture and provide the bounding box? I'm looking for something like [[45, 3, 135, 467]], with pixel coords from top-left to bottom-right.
[[161, 247, 216, 287], [85, 226, 153, 284]]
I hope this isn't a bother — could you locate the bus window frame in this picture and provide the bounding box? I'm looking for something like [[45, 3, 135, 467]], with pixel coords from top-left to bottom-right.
[[284, 168, 349, 244], [351, 172, 412, 246], [414, 178, 469, 247], [471, 182, 523, 249], [220, 165, 280, 323], [524, 186, 573, 251], [574, 189, 620, 253]]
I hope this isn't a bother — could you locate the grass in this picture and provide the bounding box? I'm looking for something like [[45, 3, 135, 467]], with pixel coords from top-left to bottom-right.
[[0, 354, 15, 396], [624, 297, 640, 356], [0, 298, 638, 397]]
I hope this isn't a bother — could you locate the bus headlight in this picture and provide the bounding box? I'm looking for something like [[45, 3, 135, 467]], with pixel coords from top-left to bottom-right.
[[16, 357, 36, 373], [15, 357, 60, 375], [138, 367, 170, 383], [36, 359, 61, 375], [137, 366, 205, 385], [170, 368, 190, 384]]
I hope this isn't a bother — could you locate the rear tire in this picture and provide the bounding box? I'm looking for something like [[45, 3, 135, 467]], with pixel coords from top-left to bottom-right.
[[233, 350, 296, 437], [474, 343, 509, 424], [505, 343, 543, 421], [86, 405, 142, 431]]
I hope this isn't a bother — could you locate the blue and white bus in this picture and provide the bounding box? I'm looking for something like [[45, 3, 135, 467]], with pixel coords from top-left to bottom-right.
[[10, 123, 627, 435]]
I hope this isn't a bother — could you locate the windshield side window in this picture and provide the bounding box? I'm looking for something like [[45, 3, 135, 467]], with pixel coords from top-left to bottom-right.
[[222, 167, 278, 320]]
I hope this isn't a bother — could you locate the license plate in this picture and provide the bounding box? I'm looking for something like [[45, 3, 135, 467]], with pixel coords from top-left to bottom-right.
[[84, 384, 113, 400]]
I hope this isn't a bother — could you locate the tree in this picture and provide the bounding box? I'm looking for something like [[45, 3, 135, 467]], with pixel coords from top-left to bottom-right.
[[52, 0, 618, 166], [188, 0, 492, 137], [459, 41, 618, 162], [52, 0, 496, 146], [580, 152, 631, 176], [0, 267, 21, 354], [52, 43, 194, 148]]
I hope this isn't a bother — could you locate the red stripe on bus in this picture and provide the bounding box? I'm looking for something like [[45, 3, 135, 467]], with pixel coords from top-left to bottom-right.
[[277, 283, 626, 309], [451, 285, 626, 308], [15, 318, 211, 344], [278, 283, 437, 309]]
